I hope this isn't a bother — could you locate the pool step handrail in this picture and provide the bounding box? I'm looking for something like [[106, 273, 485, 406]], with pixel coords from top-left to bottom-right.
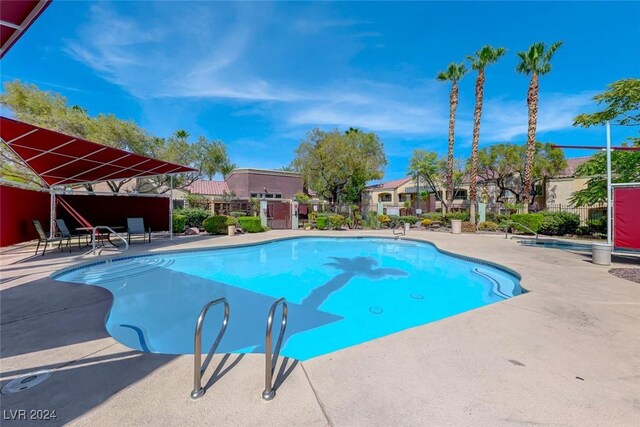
[[191, 298, 230, 400], [392, 221, 406, 238], [92, 226, 129, 255], [262, 298, 288, 401], [504, 221, 538, 240]]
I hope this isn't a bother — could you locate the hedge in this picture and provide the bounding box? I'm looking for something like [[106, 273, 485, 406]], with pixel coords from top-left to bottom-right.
[[317, 216, 328, 230], [175, 208, 210, 228], [237, 216, 264, 233], [478, 221, 498, 231], [510, 213, 544, 234], [329, 214, 345, 229], [538, 211, 580, 236], [399, 215, 419, 225], [203, 215, 234, 234], [172, 214, 187, 233]]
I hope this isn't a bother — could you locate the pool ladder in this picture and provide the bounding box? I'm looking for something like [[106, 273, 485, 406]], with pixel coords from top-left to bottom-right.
[[190, 297, 288, 401]]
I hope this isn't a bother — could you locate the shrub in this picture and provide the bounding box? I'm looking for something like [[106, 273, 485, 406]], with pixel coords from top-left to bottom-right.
[[576, 225, 591, 236], [538, 211, 580, 236], [486, 213, 510, 224], [461, 221, 477, 233], [203, 215, 232, 234], [317, 216, 328, 230], [421, 218, 433, 227], [237, 216, 264, 233], [329, 214, 345, 229], [378, 214, 391, 225], [172, 214, 187, 233], [510, 213, 544, 234], [422, 212, 444, 220], [386, 215, 402, 228], [444, 212, 470, 224], [363, 212, 381, 229], [586, 216, 607, 234], [176, 208, 211, 228], [400, 216, 419, 225], [478, 221, 498, 231]]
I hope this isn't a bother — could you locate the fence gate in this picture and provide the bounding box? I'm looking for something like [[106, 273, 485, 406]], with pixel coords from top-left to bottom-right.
[[267, 201, 291, 229]]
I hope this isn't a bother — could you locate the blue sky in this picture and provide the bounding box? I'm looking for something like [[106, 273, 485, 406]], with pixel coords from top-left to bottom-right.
[[2, 1, 639, 181]]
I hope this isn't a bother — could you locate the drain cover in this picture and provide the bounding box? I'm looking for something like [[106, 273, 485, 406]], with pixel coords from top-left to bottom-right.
[[410, 293, 424, 300], [369, 306, 384, 315], [1, 370, 53, 394]]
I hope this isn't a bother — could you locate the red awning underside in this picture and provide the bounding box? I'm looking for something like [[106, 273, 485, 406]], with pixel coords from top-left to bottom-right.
[[0, 0, 51, 59], [1, 116, 196, 187]]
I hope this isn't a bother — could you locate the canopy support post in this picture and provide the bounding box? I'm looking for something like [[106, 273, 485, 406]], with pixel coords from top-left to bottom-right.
[[49, 188, 55, 239], [606, 121, 612, 247], [169, 175, 173, 240]]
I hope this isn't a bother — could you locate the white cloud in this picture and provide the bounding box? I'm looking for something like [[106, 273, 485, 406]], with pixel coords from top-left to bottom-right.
[[473, 92, 596, 142], [64, 2, 593, 148]]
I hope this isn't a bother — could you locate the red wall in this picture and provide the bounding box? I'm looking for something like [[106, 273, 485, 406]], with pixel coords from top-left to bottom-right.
[[614, 187, 640, 251], [0, 185, 51, 247], [0, 185, 170, 247]]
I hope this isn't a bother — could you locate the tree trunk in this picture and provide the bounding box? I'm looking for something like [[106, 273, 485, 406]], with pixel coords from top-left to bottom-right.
[[446, 82, 459, 214], [522, 72, 539, 212], [469, 69, 485, 225]]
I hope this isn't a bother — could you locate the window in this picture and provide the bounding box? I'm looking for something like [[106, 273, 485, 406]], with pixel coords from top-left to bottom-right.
[[399, 193, 413, 202], [251, 193, 282, 199], [453, 189, 467, 200], [378, 193, 392, 202]]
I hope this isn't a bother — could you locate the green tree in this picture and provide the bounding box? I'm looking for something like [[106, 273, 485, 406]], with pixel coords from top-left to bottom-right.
[[407, 149, 466, 212], [0, 81, 233, 192], [436, 62, 468, 213], [466, 45, 506, 224], [475, 143, 566, 203], [292, 128, 386, 204], [516, 41, 563, 209], [570, 78, 640, 206]]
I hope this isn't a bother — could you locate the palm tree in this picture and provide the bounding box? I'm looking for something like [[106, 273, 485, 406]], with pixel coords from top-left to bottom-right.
[[437, 63, 467, 213], [516, 41, 563, 211], [466, 45, 506, 224]]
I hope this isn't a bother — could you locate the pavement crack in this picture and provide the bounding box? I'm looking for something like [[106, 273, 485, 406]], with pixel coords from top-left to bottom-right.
[[301, 362, 333, 427]]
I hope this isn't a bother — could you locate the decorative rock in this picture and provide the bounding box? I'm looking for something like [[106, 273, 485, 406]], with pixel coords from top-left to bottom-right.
[[184, 227, 200, 236]]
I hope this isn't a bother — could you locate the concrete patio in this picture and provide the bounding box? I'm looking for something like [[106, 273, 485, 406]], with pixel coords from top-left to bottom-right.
[[1, 230, 639, 426]]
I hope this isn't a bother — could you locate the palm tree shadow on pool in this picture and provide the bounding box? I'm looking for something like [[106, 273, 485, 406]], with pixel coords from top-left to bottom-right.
[[302, 256, 408, 309]]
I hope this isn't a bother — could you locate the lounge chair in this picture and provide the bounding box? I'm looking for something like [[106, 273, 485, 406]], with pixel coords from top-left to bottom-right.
[[127, 217, 151, 244], [55, 219, 87, 248], [33, 220, 70, 256]]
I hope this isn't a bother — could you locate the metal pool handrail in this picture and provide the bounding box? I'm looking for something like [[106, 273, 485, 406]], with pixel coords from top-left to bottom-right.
[[392, 221, 406, 238], [262, 298, 288, 401], [191, 298, 230, 400], [92, 226, 129, 255], [504, 221, 538, 240]]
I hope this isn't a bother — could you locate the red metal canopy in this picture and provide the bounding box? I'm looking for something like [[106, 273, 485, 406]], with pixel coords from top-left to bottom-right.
[[1, 116, 197, 187], [0, 0, 51, 59]]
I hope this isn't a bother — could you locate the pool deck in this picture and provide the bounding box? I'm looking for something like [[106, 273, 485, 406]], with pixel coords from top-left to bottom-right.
[[1, 230, 639, 426]]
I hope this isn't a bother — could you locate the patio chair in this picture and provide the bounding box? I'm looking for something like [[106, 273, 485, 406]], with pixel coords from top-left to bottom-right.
[[33, 220, 70, 256], [55, 219, 87, 249], [127, 217, 151, 244]]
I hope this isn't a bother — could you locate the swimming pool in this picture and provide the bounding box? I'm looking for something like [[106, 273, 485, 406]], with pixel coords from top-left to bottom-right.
[[54, 237, 523, 360]]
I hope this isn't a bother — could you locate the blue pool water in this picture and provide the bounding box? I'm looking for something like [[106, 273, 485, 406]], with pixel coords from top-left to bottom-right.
[[54, 237, 523, 360]]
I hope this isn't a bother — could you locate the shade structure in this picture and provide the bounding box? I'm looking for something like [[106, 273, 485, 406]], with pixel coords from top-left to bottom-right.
[[1, 116, 196, 187], [1, 0, 51, 59]]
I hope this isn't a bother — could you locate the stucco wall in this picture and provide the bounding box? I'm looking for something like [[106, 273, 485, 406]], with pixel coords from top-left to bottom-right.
[[226, 170, 303, 199]]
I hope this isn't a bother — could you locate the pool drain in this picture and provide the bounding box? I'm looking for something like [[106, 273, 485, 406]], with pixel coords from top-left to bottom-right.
[[1, 370, 53, 395], [369, 306, 384, 315], [410, 293, 424, 300]]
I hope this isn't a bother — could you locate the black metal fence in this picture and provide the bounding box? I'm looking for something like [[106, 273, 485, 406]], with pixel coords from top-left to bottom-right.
[[541, 203, 607, 238]]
